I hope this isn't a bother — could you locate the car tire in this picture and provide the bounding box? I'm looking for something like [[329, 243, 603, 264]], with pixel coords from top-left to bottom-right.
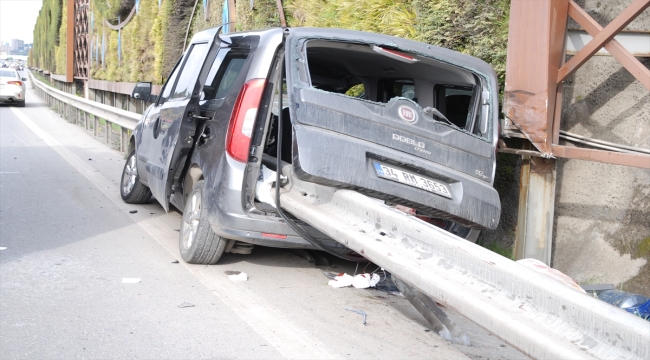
[[120, 149, 152, 203], [179, 180, 227, 265]]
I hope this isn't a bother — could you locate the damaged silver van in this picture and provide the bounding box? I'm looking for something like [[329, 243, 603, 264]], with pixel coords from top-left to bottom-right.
[[121, 27, 501, 265]]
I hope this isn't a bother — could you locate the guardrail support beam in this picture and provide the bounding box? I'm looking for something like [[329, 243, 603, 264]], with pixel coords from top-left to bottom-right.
[[515, 151, 557, 265]]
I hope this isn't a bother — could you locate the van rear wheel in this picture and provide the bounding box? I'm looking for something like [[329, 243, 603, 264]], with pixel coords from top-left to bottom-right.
[[179, 180, 227, 264]]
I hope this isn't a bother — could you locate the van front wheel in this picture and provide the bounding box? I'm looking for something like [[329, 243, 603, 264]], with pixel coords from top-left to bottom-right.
[[179, 180, 227, 264], [120, 150, 152, 203]]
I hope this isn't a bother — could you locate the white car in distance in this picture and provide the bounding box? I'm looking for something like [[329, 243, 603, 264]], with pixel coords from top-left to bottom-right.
[[0, 68, 26, 107]]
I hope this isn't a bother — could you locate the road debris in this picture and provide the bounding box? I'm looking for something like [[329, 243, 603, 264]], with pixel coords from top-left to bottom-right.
[[178, 302, 195, 308], [129, 210, 137, 214], [599, 290, 650, 321], [327, 273, 380, 289], [171, 260, 179, 264], [344, 308, 367, 325], [228, 272, 248, 281], [0, 247, 7, 251], [122, 278, 141, 284], [374, 273, 401, 295]]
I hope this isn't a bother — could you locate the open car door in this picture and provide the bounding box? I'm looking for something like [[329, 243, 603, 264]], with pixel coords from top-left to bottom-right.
[[144, 33, 220, 211]]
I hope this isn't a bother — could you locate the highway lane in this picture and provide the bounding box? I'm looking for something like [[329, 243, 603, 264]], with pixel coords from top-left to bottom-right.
[[0, 77, 526, 359]]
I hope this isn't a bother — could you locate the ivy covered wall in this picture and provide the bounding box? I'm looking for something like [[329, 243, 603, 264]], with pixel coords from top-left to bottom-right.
[[30, 0, 62, 70], [30, 0, 509, 89]]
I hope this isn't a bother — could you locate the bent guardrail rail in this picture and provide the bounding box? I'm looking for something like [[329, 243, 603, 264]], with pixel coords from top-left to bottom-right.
[[278, 168, 650, 360], [29, 72, 139, 152]]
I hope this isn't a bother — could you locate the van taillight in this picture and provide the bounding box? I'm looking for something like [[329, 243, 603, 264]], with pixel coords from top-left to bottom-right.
[[226, 78, 266, 162], [7, 81, 23, 86]]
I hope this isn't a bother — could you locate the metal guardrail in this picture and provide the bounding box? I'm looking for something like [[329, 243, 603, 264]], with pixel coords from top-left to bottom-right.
[[29, 70, 650, 360], [278, 168, 650, 360], [29, 71, 139, 152]]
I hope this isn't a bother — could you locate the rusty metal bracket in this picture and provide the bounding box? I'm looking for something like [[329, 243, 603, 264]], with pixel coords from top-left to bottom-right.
[[558, 0, 650, 85], [504, 0, 650, 168]]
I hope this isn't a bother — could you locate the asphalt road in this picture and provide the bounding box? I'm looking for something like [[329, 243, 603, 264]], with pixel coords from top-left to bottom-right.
[[0, 76, 527, 359]]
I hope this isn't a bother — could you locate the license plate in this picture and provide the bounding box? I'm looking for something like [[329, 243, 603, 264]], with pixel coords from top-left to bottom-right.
[[373, 162, 451, 198]]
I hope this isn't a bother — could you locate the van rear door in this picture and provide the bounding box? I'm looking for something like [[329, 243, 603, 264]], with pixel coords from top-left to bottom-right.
[[283, 28, 501, 229]]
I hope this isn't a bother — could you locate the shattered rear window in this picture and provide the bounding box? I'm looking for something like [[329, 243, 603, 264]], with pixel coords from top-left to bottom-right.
[[302, 40, 489, 139]]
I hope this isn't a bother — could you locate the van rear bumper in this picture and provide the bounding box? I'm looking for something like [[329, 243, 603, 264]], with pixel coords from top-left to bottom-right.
[[291, 125, 501, 229]]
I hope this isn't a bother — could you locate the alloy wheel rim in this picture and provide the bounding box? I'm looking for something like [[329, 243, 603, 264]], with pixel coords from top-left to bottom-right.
[[181, 192, 201, 250], [122, 155, 138, 195]]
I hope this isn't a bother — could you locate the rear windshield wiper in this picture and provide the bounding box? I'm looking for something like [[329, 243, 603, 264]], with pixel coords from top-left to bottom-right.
[[422, 107, 460, 130]]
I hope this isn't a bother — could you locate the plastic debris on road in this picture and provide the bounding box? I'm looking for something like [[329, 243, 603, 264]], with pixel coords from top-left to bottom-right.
[[599, 290, 650, 321], [344, 307, 367, 325], [328, 273, 380, 289], [228, 272, 248, 281], [374, 272, 402, 295], [0, 247, 6, 251], [178, 302, 195, 308], [122, 278, 141, 284]]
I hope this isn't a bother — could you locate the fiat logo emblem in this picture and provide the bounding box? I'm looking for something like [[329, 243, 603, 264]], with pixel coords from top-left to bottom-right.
[[398, 105, 417, 123]]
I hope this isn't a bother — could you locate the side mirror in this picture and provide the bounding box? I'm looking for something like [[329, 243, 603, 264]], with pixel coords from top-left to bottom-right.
[[132, 82, 152, 101]]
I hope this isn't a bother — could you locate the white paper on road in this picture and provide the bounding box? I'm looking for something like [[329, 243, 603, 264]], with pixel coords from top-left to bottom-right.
[[328, 273, 380, 289], [122, 278, 141, 284], [228, 272, 248, 281]]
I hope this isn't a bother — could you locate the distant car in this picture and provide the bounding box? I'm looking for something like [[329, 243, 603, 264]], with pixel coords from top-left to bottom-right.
[[0, 68, 27, 107]]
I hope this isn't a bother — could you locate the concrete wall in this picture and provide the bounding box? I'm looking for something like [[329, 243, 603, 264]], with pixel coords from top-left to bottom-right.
[[552, 0, 650, 296]]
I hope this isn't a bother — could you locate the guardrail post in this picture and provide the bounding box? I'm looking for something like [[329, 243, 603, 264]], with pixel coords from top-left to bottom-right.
[[120, 127, 128, 152], [84, 111, 89, 130], [94, 116, 99, 137], [128, 96, 135, 113], [106, 120, 111, 146], [116, 94, 123, 110]]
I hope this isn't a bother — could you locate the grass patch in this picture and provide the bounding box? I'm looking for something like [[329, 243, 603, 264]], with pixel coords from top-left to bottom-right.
[[31, 72, 53, 87], [477, 240, 514, 260], [637, 237, 650, 258]]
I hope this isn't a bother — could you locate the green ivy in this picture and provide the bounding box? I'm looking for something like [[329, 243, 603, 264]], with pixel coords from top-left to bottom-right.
[[31, 0, 510, 93], [30, 0, 62, 71]]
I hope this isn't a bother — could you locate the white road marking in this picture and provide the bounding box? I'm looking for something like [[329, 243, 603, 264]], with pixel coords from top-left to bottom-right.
[[10, 106, 337, 360], [0, 172, 19, 174]]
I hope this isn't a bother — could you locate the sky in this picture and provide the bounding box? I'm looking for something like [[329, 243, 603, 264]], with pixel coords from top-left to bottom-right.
[[0, 0, 43, 44]]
